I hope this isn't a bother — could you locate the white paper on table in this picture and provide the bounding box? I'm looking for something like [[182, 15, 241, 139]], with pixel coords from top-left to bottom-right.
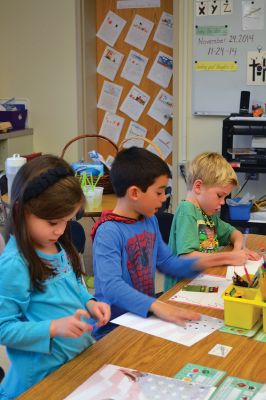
[[120, 85, 150, 121], [124, 14, 154, 51], [170, 274, 229, 310], [64, 364, 216, 400], [111, 312, 223, 346], [99, 112, 124, 144], [147, 51, 173, 88], [97, 46, 124, 81], [153, 11, 173, 48], [120, 50, 148, 85], [96, 10, 126, 47], [226, 257, 263, 281], [123, 121, 147, 148], [147, 89, 173, 125], [97, 81, 123, 114], [146, 128, 172, 160], [117, 0, 161, 9]]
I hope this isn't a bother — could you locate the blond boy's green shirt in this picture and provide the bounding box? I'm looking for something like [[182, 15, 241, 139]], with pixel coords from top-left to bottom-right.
[[164, 200, 235, 291]]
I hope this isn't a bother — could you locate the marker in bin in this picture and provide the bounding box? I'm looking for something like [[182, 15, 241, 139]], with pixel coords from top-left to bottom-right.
[[242, 228, 251, 284]]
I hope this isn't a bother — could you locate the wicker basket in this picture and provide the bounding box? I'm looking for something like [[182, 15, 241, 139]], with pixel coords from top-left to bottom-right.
[[60, 134, 118, 194]]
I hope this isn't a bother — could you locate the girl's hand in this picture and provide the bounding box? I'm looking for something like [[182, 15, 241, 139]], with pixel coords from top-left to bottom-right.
[[150, 300, 200, 326], [50, 309, 93, 338], [86, 300, 111, 327]]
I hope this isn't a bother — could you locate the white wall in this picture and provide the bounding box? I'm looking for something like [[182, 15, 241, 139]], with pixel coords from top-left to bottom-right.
[[0, 0, 86, 162]]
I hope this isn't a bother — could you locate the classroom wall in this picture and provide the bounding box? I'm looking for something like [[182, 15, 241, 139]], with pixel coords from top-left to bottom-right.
[[2, 0, 259, 205], [0, 0, 97, 163]]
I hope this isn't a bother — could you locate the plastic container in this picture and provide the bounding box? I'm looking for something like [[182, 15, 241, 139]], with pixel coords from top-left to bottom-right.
[[83, 186, 104, 211], [5, 154, 27, 196], [227, 198, 252, 221], [0, 110, 27, 130], [222, 284, 261, 329]]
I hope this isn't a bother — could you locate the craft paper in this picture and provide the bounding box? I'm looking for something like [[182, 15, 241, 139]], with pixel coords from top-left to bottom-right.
[[64, 364, 216, 400], [213, 376, 263, 399], [123, 121, 147, 148], [221, 0, 233, 15], [169, 274, 229, 310], [175, 363, 226, 386], [120, 85, 150, 121], [96, 10, 126, 47], [147, 51, 173, 88], [242, 0, 264, 31], [153, 11, 173, 48], [208, 344, 232, 358], [146, 128, 172, 160], [117, 0, 160, 9], [147, 89, 173, 125], [97, 46, 124, 81], [124, 14, 154, 51], [99, 112, 124, 144], [120, 50, 148, 85], [97, 81, 123, 113], [219, 319, 263, 337], [226, 257, 263, 281], [111, 312, 223, 346], [247, 51, 266, 86]]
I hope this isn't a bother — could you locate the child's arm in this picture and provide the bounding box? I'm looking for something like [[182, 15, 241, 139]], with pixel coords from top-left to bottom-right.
[[150, 300, 200, 325], [230, 229, 260, 260], [50, 309, 93, 338], [86, 300, 111, 327]]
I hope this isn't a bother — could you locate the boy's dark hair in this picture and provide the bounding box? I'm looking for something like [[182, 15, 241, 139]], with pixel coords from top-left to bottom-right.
[[110, 147, 171, 197], [5, 154, 85, 291]]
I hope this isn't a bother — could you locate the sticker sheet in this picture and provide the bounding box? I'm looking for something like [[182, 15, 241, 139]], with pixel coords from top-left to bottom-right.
[[64, 364, 216, 400], [175, 363, 226, 386], [212, 376, 263, 400]]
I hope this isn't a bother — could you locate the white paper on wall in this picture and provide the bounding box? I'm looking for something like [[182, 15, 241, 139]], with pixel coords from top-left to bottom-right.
[[99, 112, 125, 144], [123, 121, 147, 148], [97, 81, 123, 114], [96, 10, 126, 47], [146, 128, 172, 160], [147, 89, 173, 125], [124, 14, 154, 51], [97, 46, 124, 81], [147, 51, 173, 88], [153, 11, 173, 48], [120, 85, 150, 121], [120, 50, 148, 85]]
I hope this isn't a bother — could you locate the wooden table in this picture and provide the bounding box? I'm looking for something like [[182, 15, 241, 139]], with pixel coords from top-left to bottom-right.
[[18, 234, 266, 399]]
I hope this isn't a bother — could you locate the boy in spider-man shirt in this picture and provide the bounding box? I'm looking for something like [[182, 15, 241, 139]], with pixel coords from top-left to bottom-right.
[[91, 147, 248, 339]]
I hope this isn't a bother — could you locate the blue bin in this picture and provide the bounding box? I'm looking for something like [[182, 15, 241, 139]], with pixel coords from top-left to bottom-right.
[[228, 198, 252, 221]]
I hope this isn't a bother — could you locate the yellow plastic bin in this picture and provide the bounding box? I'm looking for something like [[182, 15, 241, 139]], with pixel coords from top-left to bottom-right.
[[222, 284, 262, 329]]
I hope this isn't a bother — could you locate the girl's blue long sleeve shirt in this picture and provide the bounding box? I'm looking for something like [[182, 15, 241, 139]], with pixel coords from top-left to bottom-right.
[[0, 236, 94, 399]]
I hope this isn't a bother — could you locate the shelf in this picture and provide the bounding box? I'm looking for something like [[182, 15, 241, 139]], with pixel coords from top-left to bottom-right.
[[0, 128, 33, 140], [233, 166, 266, 173]]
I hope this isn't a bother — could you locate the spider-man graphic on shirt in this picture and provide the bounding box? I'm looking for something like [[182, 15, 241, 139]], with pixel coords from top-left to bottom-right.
[[126, 231, 155, 296]]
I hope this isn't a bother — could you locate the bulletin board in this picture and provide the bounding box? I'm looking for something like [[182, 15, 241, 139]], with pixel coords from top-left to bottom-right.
[[192, 0, 266, 116], [96, 0, 173, 166]]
